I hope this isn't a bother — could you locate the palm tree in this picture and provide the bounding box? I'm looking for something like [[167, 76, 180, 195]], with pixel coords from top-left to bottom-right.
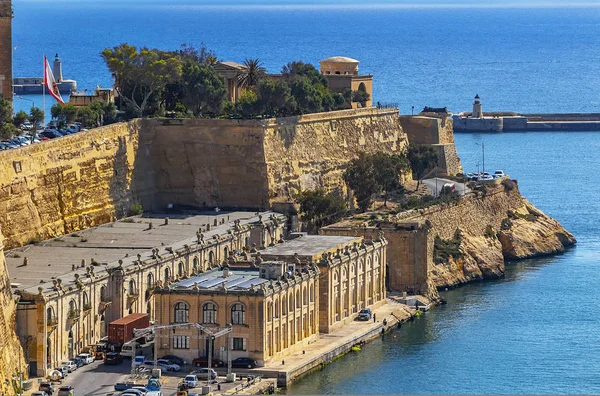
[[236, 58, 266, 89]]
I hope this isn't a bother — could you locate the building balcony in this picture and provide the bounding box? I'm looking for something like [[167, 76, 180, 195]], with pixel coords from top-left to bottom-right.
[[127, 290, 140, 304], [47, 317, 58, 331], [82, 303, 92, 315]]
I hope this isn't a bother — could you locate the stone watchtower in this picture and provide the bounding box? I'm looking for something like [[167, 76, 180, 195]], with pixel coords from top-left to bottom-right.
[[472, 94, 483, 118], [0, 0, 11, 101]]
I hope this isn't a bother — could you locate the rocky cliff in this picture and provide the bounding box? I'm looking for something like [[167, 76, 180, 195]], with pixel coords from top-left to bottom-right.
[[405, 181, 576, 289]]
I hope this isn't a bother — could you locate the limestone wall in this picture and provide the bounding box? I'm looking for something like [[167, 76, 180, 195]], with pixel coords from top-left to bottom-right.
[[0, 121, 144, 249], [0, 1, 12, 101], [399, 115, 463, 175], [139, 118, 270, 211], [263, 108, 407, 203]]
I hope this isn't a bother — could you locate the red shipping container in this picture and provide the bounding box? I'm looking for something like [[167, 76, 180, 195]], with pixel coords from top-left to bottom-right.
[[108, 313, 149, 345]]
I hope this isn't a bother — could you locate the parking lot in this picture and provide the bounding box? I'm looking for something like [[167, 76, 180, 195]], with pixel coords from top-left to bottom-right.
[[25, 359, 273, 396]]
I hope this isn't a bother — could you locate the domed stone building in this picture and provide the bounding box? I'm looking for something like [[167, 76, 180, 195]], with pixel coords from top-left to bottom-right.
[[319, 56, 373, 109]]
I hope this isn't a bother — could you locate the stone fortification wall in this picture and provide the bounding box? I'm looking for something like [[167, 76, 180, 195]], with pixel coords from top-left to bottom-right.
[[139, 118, 270, 211], [0, 0, 12, 101], [399, 115, 463, 175], [263, 108, 407, 203], [0, 121, 144, 249]]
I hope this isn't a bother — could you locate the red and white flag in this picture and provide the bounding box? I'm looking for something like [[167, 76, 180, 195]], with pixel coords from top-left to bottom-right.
[[44, 55, 65, 104]]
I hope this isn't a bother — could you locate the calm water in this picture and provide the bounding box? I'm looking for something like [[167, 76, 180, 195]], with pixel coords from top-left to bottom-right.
[[10, 3, 600, 114], [287, 131, 600, 394], [11, 3, 600, 393]]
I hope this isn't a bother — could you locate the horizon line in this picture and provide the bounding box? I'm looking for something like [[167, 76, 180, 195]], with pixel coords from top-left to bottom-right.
[[14, 1, 600, 9]]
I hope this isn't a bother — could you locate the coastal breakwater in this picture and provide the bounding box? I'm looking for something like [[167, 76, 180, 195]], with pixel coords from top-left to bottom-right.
[[453, 112, 600, 132], [321, 180, 576, 297]]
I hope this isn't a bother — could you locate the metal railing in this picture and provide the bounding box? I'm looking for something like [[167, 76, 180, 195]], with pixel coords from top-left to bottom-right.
[[376, 102, 399, 110]]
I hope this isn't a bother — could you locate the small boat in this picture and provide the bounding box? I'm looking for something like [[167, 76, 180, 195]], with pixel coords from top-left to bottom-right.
[[351, 346, 361, 352]]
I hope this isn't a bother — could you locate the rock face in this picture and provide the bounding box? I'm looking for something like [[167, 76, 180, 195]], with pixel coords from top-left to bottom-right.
[[413, 182, 576, 290], [497, 200, 576, 260]]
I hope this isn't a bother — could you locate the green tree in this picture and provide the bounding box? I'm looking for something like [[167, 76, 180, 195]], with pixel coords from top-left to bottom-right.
[[407, 143, 439, 190], [13, 110, 28, 128], [297, 189, 347, 229], [78, 106, 99, 128], [180, 60, 227, 117], [371, 152, 410, 206], [29, 107, 45, 128], [233, 90, 260, 119], [343, 152, 379, 212], [236, 58, 266, 90], [51, 103, 78, 128], [101, 44, 182, 116], [102, 102, 118, 124], [352, 90, 371, 108], [256, 79, 296, 117]]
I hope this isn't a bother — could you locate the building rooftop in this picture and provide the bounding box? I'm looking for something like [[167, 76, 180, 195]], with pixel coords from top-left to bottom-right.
[[260, 235, 360, 261], [320, 56, 359, 64], [5, 210, 281, 295], [170, 267, 268, 292]]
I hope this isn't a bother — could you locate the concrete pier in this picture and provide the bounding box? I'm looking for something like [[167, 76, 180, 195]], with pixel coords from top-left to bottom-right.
[[254, 296, 420, 387]]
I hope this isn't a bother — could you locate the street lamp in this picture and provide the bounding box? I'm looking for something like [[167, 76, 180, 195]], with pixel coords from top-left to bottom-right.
[[411, 106, 414, 116], [475, 142, 485, 174]]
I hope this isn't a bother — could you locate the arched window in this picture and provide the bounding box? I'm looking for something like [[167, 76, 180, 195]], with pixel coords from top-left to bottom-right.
[[83, 292, 89, 310], [231, 303, 245, 325], [288, 293, 293, 312], [267, 301, 273, 319], [309, 285, 314, 302], [100, 286, 107, 302], [147, 273, 154, 288], [174, 302, 189, 323], [208, 251, 215, 265], [164, 267, 170, 281], [295, 291, 300, 308], [178, 262, 184, 277], [68, 299, 78, 318], [193, 257, 199, 273], [46, 307, 55, 322], [223, 247, 228, 260], [274, 298, 279, 318], [282, 296, 287, 315], [128, 279, 136, 295], [303, 288, 308, 305], [203, 302, 217, 324]]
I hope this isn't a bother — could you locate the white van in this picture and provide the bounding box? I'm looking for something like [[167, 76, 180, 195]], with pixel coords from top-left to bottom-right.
[[119, 342, 140, 358]]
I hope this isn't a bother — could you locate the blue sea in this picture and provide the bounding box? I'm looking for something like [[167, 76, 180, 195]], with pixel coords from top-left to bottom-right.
[[11, 2, 600, 394]]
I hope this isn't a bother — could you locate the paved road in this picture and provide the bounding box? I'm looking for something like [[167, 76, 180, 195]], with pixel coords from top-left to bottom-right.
[[422, 178, 469, 197]]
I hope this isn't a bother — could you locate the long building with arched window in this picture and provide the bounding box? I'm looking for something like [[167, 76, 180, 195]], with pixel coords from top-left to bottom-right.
[[154, 261, 320, 365], [10, 211, 285, 377]]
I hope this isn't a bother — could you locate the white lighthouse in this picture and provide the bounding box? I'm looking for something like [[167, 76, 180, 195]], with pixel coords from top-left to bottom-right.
[[472, 94, 483, 118], [52, 53, 63, 82]]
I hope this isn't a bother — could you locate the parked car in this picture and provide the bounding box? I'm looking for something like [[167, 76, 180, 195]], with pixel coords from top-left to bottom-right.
[[156, 359, 181, 371], [478, 174, 494, 181], [190, 368, 217, 380], [52, 367, 67, 378], [94, 351, 105, 361], [193, 357, 225, 367], [441, 183, 455, 195], [134, 355, 146, 366], [121, 390, 145, 396], [142, 359, 172, 372], [77, 353, 95, 365], [357, 308, 372, 321], [57, 386, 74, 396], [494, 170, 505, 178], [231, 357, 257, 369], [39, 382, 55, 395], [159, 355, 185, 366], [32, 392, 47, 396], [60, 360, 77, 372], [40, 130, 60, 139], [184, 374, 199, 388], [71, 357, 84, 368], [104, 352, 123, 365]]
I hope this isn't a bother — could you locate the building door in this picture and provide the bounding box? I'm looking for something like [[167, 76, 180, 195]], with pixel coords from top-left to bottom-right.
[[68, 330, 74, 358]]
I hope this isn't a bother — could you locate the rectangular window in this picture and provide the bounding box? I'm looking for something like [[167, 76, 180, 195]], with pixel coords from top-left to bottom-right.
[[232, 337, 246, 351], [173, 335, 189, 349]]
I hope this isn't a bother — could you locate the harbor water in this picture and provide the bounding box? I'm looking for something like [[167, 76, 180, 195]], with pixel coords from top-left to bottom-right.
[[287, 131, 600, 394], [10, 2, 600, 393]]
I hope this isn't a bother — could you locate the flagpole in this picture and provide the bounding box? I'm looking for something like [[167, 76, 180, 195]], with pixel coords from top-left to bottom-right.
[[42, 55, 46, 126]]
